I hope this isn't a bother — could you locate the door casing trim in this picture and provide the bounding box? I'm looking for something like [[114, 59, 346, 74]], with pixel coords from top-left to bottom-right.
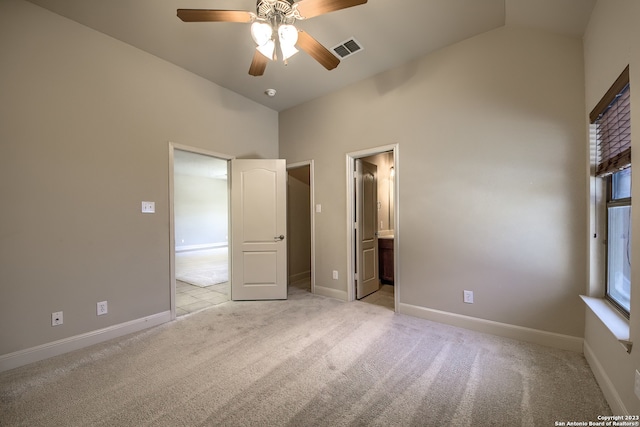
[[168, 142, 234, 320], [346, 144, 399, 309]]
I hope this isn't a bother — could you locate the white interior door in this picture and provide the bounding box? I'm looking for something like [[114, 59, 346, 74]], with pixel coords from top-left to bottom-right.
[[231, 159, 287, 300], [356, 159, 379, 299]]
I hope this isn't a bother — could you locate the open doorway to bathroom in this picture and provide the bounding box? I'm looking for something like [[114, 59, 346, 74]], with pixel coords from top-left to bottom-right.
[[347, 145, 398, 311], [171, 147, 231, 317]]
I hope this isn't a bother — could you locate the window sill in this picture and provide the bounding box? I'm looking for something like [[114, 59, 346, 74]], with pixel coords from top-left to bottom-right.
[[580, 295, 632, 353]]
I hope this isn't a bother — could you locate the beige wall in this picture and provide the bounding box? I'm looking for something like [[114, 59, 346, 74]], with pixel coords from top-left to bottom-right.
[[280, 26, 587, 338], [0, 0, 277, 356], [174, 174, 228, 249], [583, 0, 640, 415]]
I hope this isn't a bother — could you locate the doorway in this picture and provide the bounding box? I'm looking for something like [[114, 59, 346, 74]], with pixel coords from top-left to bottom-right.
[[347, 145, 398, 310], [169, 144, 233, 318], [287, 161, 315, 294]]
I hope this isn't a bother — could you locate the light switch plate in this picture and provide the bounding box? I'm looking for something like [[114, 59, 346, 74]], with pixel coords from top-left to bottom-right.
[[463, 290, 474, 304], [141, 201, 155, 213]]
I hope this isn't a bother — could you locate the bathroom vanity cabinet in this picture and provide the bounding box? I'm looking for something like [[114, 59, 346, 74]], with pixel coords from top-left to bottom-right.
[[378, 237, 394, 285]]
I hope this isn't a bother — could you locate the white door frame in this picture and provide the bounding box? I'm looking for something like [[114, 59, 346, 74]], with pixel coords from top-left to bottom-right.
[[287, 160, 316, 294], [346, 144, 399, 309], [168, 142, 234, 320]]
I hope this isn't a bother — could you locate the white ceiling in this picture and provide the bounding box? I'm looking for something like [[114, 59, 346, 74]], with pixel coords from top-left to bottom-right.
[[26, 0, 596, 112]]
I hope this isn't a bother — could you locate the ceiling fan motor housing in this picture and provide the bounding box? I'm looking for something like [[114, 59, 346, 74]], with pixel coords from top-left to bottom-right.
[[256, 0, 296, 20]]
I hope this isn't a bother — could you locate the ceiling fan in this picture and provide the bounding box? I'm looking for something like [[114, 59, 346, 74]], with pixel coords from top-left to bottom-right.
[[177, 0, 368, 76]]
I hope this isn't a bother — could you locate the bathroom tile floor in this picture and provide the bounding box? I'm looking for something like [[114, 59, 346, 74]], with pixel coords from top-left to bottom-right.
[[361, 284, 395, 311]]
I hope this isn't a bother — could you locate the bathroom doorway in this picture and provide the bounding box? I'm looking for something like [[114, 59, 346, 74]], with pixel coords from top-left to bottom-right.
[[170, 145, 232, 317], [346, 145, 398, 311]]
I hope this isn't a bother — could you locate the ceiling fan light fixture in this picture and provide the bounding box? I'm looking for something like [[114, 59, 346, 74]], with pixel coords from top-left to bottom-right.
[[280, 43, 299, 61], [278, 24, 299, 60], [251, 21, 273, 47], [256, 40, 276, 60], [278, 24, 298, 45]]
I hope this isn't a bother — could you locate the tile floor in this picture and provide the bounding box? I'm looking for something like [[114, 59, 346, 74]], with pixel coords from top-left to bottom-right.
[[176, 280, 229, 316], [176, 278, 393, 316], [361, 284, 395, 310]]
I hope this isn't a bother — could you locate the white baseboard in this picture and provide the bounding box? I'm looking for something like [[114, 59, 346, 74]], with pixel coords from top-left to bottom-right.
[[398, 303, 583, 353], [583, 340, 628, 415], [175, 243, 227, 252], [314, 285, 348, 301], [0, 311, 172, 373]]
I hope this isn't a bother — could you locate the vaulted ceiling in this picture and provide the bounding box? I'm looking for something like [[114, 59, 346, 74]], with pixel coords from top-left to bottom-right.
[[27, 0, 596, 111]]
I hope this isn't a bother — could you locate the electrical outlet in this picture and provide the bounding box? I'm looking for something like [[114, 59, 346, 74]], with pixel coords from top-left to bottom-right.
[[51, 311, 63, 326], [332, 270, 338, 280], [141, 201, 155, 213], [97, 301, 108, 316], [463, 290, 474, 304]]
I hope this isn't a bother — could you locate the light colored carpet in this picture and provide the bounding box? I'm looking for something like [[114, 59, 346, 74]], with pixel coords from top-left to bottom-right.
[[175, 247, 228, 287], [0, 287, 610, 426]]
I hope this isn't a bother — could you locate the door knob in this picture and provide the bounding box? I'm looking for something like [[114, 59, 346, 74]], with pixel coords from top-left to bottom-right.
[[275, 235, 285, 241]]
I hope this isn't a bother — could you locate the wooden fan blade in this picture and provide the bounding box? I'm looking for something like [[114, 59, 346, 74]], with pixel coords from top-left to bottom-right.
[[297, 31, 340, 71], [177, 9, 254, 23], [294, 0, 367, 19], [249, 50, 268, 76]]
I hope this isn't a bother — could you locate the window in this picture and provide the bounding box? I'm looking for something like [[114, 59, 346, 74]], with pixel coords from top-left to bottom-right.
[[591, 66, 631, 316], [606, 168, 631, 314]]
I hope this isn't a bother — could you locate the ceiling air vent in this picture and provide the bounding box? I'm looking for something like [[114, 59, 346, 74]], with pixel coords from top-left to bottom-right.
[[332, 38, 363, 59]]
